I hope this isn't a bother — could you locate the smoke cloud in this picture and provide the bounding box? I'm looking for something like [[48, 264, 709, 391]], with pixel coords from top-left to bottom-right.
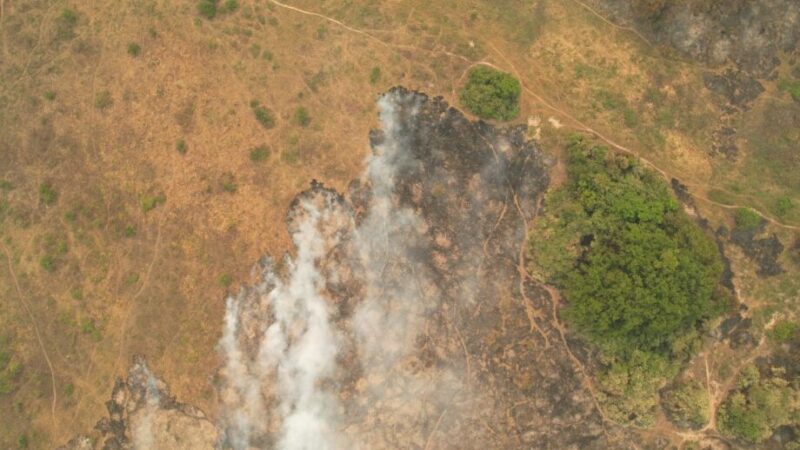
[[130, 363, 161, 450], [219, 89, 474, 449]]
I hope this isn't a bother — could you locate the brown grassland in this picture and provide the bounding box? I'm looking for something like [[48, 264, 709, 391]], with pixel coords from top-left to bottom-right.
[[1, 0, 798, 447]]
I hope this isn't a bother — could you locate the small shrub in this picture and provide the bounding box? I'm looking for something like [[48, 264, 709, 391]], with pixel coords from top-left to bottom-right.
[[623, 108, 638, 128], [281, 148, 300, 165], [127, 42, 141, 57], [95, 90, 113, 109], [56, 8, 78, 41], [221, 174, 237, 193], [64, 209, 77, 223], [779, 79, 800, 103], [369, 66, 381, 84], [252, 104, 275, 129], [176, 139, 187, 154], [198, 0, 218, 19], [16, 434, 28, 449], [70, 288, 83, 301], [662, 381, 710, 429], [218, 273, 232, 287], [769, 320, 797, 343], [40, 256, 56, 272], [38, 182, 58, 205], [223, 0, 238, 12], [294, 106, 310, 127], [0, 180, 14, 191], [123, 225, 136, 237], [249, 145, 270, 162], [140, 193, 166, 213], [775, 196, 793, 218], [315, 24, 327, 40], [43, 90, 56, 101], [734, 208, 762, 232], [459, 66, 521, 121]]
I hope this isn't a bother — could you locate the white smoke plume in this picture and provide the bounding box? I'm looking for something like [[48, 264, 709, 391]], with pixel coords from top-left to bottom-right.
[[220, 200, 347, 450], [219, 90, 465, 449], [130, 364, 160, 450]]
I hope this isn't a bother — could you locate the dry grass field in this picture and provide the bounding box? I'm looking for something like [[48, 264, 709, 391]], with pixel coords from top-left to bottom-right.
[[1, 0, 798, 448]]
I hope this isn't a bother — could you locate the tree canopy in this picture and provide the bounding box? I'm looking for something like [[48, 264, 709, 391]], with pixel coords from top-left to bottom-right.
[[459, 66, 521, 121], [529, 136, 726, 425], [532, 137, 724, 356]]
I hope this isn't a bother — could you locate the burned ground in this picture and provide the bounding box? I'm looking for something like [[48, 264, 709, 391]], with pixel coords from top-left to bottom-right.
[[587, 0, 800, 78]]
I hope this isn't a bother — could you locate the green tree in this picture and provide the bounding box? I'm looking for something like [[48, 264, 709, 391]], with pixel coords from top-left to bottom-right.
[[529, 136, 726, 425], [662, 380, 710, 429], [459, 66, 521, 121]]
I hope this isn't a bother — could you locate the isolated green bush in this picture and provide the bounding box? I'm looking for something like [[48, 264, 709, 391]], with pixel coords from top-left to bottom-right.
[[735, 208, 762, 232], [459, 66, 521, 121], [198, 0, 218, 19]]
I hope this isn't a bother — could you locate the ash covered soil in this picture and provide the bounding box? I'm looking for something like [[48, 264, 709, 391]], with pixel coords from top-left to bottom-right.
[[587, 0, 800, 78], [62, 88, 641, 449]]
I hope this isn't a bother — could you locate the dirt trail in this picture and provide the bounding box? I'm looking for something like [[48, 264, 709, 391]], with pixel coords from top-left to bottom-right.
[[1, 243, 58, 426], [268, 0, 800, 233]]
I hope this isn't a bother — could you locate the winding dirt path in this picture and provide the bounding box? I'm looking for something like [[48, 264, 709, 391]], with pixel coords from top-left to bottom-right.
[[1, 243, 58, 425], [268, 0, 800, 233]]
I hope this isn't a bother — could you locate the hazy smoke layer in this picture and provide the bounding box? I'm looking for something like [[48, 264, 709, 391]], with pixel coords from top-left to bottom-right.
[[130, 364, 160, 450], [220, 200, 346, 450], [219, 90, 461, 449]]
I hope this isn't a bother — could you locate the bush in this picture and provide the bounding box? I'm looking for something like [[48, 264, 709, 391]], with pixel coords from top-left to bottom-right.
[[252, 103, 275, 129], [198, 0, 218, 19], [776, 196, 793, 218], [597, 350, 674, 426], [249, 145, 270, 162], [294, 106, 310, 127], [662, 380, 710, 429], [221, 174, 237, 193], [223, 0, 238, 12], [140, 193, 166, 212], [176, 139, 187, 154], [39, 182, 58, 205], [56, 8, 78, 41], [369, 67, 381, 84], [95, 90, 113, 109], [779, 79, 800, 103], [718, 367, 797, 443], [768, 320, 797, 343], [734, 208, 762, 232], [459, 66, 521, 121], [127, 42, 141, 57]]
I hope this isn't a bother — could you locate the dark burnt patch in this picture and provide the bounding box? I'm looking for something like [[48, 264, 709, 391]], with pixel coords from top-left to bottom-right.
[[588, 0, 800, 78], [731, 224, 785, 277], [704, 70, 765, 110]]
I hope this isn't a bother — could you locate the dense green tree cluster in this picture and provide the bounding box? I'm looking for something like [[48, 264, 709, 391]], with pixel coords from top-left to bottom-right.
[[459, 66, 521, 121], [719, 365, 800, 444], [532, 136, 724, 355], [529, 136, 726, 424]]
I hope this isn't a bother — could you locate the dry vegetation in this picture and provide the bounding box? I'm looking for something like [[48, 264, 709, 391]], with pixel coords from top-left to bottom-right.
[[0, 0, 798, 448]]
